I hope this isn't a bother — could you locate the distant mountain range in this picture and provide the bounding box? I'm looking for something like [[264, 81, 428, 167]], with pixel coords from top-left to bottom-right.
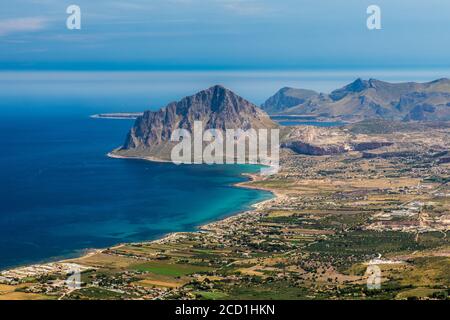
[[112, 85, 277, 161], [261, 87, 319, 114], [112, 80, 450, 161], [262, 78, 450, 122]]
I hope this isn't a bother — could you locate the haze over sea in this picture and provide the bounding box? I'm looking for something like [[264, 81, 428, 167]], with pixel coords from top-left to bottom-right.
[[1, 70, 448, 270]]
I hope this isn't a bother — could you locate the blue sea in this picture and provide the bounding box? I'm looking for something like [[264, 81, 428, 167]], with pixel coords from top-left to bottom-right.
[[0, 114, 274, 270], [1, 70, 447, 270]]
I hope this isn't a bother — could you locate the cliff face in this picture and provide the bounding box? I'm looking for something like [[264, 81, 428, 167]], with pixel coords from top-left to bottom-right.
[[282, 141, 348, 156], [262, 78, 450, 122], [281, 126, 397, 156], [115, 85, 277, 160]]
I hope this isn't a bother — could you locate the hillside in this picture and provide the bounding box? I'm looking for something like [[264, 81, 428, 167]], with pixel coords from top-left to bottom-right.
[[262, 78, 450, 122], [112, 85, 278, 161]]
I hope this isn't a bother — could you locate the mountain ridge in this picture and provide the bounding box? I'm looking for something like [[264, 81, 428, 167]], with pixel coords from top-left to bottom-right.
[[261, 86, 319, 113], [262, 78, 450, 122], [113, 85, 277, 161]]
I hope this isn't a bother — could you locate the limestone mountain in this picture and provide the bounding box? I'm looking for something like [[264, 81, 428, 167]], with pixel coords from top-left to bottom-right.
[[262, 78, 450, 122], [112, 85, 277, 161], [261, 87, 319, 113]]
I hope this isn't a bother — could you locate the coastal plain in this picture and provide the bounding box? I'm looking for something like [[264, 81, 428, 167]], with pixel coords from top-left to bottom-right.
[[1, 120, 449, 300]]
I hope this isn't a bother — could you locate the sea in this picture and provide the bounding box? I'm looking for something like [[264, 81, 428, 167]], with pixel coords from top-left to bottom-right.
[[0, 70, 447, 270]]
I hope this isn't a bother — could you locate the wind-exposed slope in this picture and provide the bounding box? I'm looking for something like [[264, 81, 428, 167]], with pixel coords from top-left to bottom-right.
[[112, 85, 278, 161]]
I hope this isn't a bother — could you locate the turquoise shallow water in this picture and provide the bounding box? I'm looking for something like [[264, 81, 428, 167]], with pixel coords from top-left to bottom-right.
[[1, 70, 444, 270], [0, 114, 272, 270]]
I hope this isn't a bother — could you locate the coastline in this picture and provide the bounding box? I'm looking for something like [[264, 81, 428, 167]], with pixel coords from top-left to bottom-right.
[[0, 154, 277, 277], [103, 152, 277, 247], [90, 113, 143, 120], [107, 150, 173, 163]]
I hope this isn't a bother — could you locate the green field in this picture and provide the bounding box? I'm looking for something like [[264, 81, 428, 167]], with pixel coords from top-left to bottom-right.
[[131, 261, 211, 277]]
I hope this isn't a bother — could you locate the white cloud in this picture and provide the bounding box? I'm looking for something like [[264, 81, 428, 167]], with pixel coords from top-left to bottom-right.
[[0, 17, 47, 36]]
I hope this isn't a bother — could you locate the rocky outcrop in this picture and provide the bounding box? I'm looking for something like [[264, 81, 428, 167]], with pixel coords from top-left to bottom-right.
[[261, 87, 319, 114], [113, 85, 278, 161], [282, 141, 347, 156], [281, 126, 394, 156]]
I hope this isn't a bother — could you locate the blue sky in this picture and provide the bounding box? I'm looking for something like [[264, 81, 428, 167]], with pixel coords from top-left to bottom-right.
[[0, 0, 449, 70]]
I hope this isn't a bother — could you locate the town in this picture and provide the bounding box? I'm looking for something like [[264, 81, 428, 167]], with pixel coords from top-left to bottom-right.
[[1, 120, 448, 300]]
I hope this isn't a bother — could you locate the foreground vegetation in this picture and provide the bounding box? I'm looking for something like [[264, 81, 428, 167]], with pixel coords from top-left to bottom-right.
[[1, 122, 449, 300]]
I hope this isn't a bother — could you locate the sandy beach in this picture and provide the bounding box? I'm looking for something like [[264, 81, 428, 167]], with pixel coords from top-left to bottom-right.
[[0, 157, 276, 278]]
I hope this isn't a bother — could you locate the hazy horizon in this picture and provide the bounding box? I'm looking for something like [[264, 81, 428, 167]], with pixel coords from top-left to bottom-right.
[[1, 69, 449, 117]]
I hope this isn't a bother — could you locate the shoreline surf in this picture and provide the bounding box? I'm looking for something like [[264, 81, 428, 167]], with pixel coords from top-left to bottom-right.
[[0, 159, 275, 274]]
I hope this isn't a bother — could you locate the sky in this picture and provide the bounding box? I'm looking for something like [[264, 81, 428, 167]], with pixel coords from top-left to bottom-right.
[[0, 0, 449, 70]]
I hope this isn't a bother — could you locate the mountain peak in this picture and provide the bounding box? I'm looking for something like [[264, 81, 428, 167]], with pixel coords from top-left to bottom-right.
[[430, 78, 450, 84], [348, 78, 372, 90], [261, 86, 319, 113], [181, 84, 255, 114], [205, 84, 228, 92], [115, 86, 277, 159], [329, 78, 372, 101]]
